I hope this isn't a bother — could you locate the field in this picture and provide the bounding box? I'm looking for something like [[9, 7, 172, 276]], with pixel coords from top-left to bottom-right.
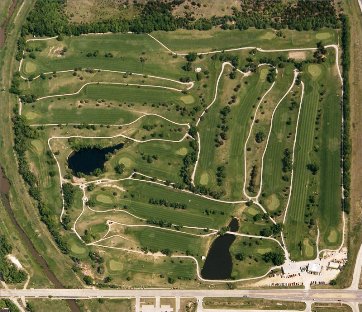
[[21, 27, 343, 286]]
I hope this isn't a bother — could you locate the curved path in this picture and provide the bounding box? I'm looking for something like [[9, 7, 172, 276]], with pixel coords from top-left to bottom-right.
[[33, 32, 345, 283]]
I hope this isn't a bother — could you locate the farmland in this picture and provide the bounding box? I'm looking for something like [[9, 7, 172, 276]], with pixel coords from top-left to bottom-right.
[[19, 27, 343, 286]]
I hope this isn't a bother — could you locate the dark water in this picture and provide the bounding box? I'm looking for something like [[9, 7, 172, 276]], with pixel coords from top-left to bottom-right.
[[68, 143, 123, 175], [0, 167, 80, 312], [201, 218, 239, 280]]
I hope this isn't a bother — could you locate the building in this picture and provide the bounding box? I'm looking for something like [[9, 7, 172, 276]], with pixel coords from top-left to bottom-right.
[[328, 261, 340, 269], [282, 262, 302, 275], [308, 262, 322, 274]]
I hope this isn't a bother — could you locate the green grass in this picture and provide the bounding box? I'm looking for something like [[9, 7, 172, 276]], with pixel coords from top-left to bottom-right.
[[285, 55, 342, 259], [126, 226, 207, 256], [22, 33, 186, 79], [196, 66, 269, 199], [78, 299, 133, 312], [24, 84, 191, 124], [93, 179, 238, 229], [244, 65, 295, 197], [26, 300, 71, 312], [261, 85, 302, 217], [152, 28, 338, 53], [15, 23, 344, 286], [0, 0, 12, 26], [203, 298, 305, 310], [230, 236, 284, 279]]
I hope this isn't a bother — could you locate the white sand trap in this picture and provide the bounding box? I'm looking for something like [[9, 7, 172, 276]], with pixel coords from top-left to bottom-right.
[[7, 255, 23, 270]]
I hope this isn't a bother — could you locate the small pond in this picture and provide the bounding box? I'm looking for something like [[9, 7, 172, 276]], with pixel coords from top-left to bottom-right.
[[201, 218, 239, 280], [68, 143, 123, 175]]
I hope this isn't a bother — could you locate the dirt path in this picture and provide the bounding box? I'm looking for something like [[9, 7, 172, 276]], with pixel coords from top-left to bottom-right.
[[0, 0, 17, 48]]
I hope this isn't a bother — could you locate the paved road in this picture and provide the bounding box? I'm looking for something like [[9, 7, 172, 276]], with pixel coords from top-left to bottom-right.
[[1, 288, 362, 303]]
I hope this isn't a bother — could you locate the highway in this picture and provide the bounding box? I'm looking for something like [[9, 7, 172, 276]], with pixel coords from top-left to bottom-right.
[[1, 288, 362, 303]]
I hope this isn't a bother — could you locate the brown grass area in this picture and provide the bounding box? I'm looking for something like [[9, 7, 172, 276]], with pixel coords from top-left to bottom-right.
[[312, 303, 352, 312], [288, 51, 307, 60], [172, 0, 241, 19], [203, 297, 305, 310], [65, 0, 141, 24]]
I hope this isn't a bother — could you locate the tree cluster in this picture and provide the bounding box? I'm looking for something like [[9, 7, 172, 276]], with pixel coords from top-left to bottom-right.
[[340, 15, 351, 214], [12, 113, 69, 253], [148, 198, 187, 210], [0, 235, 27, 284], [262, 251, 285, 266]]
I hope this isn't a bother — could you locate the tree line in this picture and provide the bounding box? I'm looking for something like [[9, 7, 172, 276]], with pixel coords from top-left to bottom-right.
[[21, 0, 339, 38]]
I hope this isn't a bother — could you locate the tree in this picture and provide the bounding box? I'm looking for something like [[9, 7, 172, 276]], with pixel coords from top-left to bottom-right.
[[83, 275, 93, 285], [306, 163, 319, 175], [262, 251, 285, 266], [185, 52, 197, 62], [115, 163, 125, 174], [255, 131, 265, 143], [235, 252, 244, 261], [140, 56, 147, 71]]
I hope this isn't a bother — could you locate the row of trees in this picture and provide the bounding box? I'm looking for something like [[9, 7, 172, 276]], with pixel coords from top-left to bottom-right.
[[340, 15, 351, 214], [148, 198, 187, 210], [12, 114, 69, 253], [21, 0, 339, 38]]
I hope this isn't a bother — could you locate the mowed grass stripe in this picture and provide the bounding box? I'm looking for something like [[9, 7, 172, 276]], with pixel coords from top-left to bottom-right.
[[262, 85, 301, 213], [318, 71, 342, 247], [24, 34, 185, 79], [285, 79, 319, 259], [227, 70, 270, 200]]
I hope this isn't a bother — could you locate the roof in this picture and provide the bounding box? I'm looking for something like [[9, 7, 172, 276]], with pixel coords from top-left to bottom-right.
[[282, 262, 301, 275], [308, 262, 322, 273], [328, 261, 340, 269]]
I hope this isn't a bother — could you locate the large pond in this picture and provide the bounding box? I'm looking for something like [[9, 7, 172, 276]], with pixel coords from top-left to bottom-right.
[[68, 143, 123, 175], [201, 218, 239, 280]]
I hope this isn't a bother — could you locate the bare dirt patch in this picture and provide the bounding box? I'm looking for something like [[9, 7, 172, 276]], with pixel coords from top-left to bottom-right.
[[288, 51, 307, 60]]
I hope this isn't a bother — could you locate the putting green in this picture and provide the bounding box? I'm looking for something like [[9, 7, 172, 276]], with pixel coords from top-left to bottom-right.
[[259, 68, 268, 81], [119, 157, 132, 167], [303, 238, 314, 258], [96, 194, 113, 204], [259, 32, 275, 40], [31, 140, 43, 153], [327, 229, 338, 243], [265, 194, 280, 211], [25, 111, 39, 120], [176, 147, 188, 156], [25, 61, 37, 74], [308, 64, 322, 78], [199, 172, 209, 185], [109, 260, 123, 271], [70, 242, 87, 255], [246, 206, 258, 216], [316, 32, 331, 40], [180, 95, 195, 104]]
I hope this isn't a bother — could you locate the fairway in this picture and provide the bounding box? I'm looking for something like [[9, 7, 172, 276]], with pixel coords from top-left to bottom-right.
[[21, 25, 343, 286]]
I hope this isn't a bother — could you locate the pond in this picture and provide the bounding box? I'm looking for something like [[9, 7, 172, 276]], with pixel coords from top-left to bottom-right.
[[68, 143, 123, 175], [201, 218, 239, 280]]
